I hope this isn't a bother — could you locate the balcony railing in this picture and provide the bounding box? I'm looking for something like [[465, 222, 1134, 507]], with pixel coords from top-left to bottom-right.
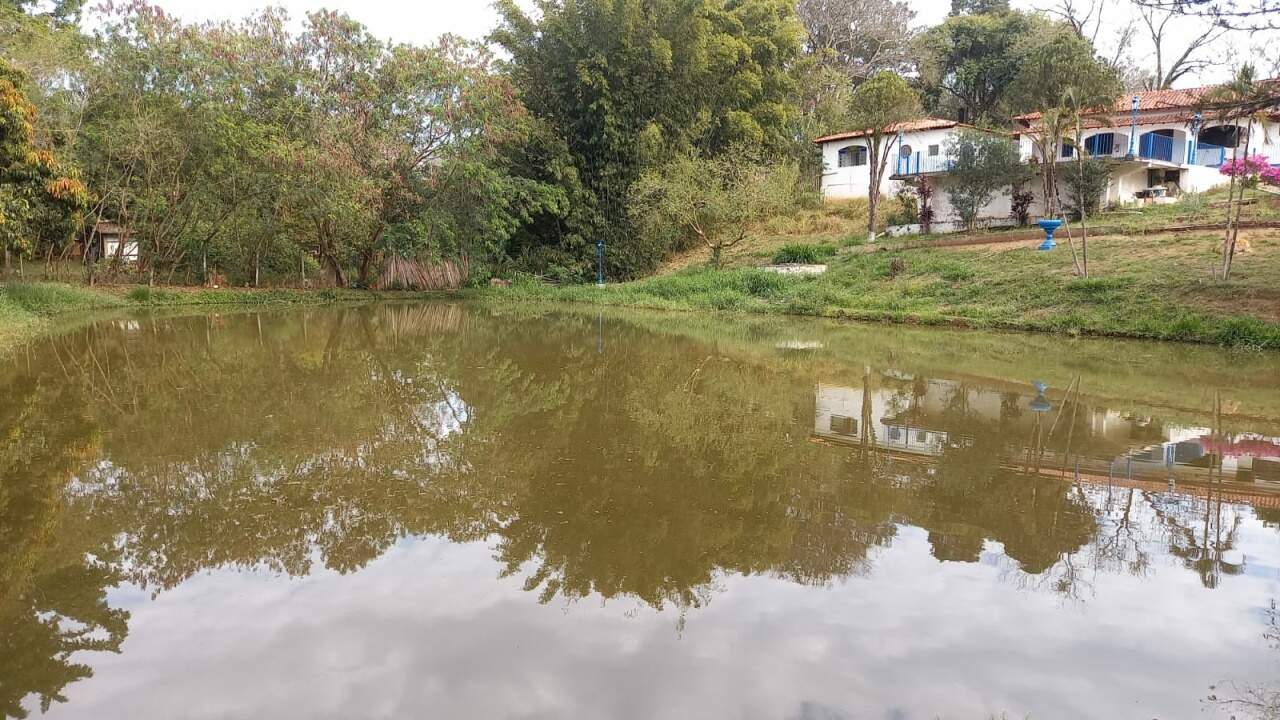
[[1192, 142, 1228, 168], [895, 135, 1223, 176], [894, 153, 953, 176], [1138, 132, 1176, 163]]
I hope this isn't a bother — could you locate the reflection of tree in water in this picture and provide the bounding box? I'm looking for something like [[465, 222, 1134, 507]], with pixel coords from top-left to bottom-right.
[[0, 372, 128, 718], [2, 305, 1278, 714]]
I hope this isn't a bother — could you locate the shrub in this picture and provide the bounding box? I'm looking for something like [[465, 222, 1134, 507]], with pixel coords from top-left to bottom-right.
[[885, 186, 919, 226], [1062, 158, 1111, 219], [945, 130, 1031, 230], [772, 243, 836, 264], [1010, 187, 1035, 226]]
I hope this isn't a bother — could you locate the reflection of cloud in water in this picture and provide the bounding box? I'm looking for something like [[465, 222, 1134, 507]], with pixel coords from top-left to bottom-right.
[[41, 528, 1279, 720]]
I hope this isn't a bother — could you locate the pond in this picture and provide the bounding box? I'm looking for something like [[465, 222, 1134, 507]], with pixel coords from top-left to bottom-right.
[[2, 302, 1279, 720]]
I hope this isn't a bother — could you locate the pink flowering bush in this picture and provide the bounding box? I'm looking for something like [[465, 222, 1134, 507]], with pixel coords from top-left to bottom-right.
[[1220, 154, 1276, 187]]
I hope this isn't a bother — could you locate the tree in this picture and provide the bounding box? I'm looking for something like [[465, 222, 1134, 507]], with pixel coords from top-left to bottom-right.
[[1205, 65, 1274, 281], [491, 0, 804, 280], [1045, 0, 1138, 80], [1061, 157, 1112, 218], [944, 130, 1029, 230], [843, 71, 920, 242], [797, 0, 918, 80], [950, 0, 1011, 14], [917, 11, 1049, 125], [631, 152, 799, 268], [1136, 3, 1227, 90], [1008, 29, 1121, 277], [1130, 0, 1280, 31], [0, 58, 86, 271]]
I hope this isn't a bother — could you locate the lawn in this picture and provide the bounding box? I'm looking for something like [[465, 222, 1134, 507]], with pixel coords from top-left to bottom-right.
[[481, 225, 1280, 349]]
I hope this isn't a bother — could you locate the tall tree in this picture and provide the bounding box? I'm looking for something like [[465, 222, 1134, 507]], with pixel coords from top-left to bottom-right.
[[917, 10, 1050, 125], [1008, 29, 1121, 277], [1130, 0, 1279, 31], [1205, 65, 1273, 281], [797, 0, 918, 80], [0, 58, 86, 270], [491, 0, 804, 280], [950, 0, 1011, 15], [843, 71, 920, 241], [1136, 3, 1228, 89]]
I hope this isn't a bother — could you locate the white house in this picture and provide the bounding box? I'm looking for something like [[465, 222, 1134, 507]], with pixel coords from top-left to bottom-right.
[[1016, 85, 1280, 206], [816, 118, 1033, 233], [816, 83, 1280, 234]]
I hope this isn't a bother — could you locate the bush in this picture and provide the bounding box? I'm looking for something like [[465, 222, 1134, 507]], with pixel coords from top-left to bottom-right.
[[772, 243, 837, 264], [885, 186, 919, 226], [1062, 158, 1111, 219], [945, 131, 1030, 230]]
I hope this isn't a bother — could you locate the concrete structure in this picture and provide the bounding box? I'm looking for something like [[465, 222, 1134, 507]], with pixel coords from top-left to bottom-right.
[[90, 221, 138, 263], [815, 84, 1280, 234]]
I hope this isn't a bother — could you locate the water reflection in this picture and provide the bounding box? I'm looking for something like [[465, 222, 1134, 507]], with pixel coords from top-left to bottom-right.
[[1, 304, 1278, 719]]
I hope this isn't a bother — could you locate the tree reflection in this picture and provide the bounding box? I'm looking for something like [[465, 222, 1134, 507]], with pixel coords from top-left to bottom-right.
[[1, 304, 1278, 715]]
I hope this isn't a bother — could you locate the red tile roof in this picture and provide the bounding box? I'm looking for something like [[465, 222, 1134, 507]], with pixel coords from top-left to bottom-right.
[[1015, 81, 1280, 122], [814, 118, 958, 144], [814, 118, 1009, 144]]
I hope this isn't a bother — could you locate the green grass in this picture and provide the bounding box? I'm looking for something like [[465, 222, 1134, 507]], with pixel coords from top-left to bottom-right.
[[477, 230, 1280, 349], [772, 243, 839, 264]]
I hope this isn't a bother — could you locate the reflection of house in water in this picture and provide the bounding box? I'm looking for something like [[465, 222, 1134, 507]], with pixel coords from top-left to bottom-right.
[[814, 377, 1280, 489]]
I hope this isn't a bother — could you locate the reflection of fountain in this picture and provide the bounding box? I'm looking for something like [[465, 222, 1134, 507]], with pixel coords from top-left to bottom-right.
[[1030, 381, 1052, 413]]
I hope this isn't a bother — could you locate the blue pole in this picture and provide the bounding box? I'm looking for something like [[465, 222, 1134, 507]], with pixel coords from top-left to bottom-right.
[[1127, 95, 1140, 157], [596, 239, 604, 288]]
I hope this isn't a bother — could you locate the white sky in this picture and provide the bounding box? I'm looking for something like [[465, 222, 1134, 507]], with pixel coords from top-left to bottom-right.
[[82, 0, 1272, 88]]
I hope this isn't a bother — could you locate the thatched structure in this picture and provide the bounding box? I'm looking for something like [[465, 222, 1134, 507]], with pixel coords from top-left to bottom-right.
[[375, 255, 469, 291]]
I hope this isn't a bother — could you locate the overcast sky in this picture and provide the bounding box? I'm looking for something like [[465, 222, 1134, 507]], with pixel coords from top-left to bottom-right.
[[82, 0, 1270, 88]]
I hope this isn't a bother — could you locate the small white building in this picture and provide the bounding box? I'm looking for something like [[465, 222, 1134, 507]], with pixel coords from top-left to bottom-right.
[[816, 118, 1036, 233], [816, 84, 1280, 234]]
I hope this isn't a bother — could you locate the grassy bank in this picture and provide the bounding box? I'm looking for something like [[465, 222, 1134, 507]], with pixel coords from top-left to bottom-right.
[[0, 282, 381, 351], [479, 227, 1280, 349]]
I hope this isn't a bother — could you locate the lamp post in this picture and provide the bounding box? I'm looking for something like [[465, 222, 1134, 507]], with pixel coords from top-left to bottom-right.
[[1126, 94, 1140, 159], [1189, 112, 1202, 165], [596, 239, 605, 288]]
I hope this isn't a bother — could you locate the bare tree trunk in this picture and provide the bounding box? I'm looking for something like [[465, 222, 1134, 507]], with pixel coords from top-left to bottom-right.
[[1076, 140, 1090, 279], [1218, 122, 1249, 280], [326, 253, 347, 288], [1053, 182, 1086, 277], [867, 193, 879, 242], [1221, 124, 1251, 281]]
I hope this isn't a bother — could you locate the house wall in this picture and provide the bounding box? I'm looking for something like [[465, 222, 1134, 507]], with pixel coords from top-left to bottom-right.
[[819, 128, 958, 200], [823, 114, 1280, 227]]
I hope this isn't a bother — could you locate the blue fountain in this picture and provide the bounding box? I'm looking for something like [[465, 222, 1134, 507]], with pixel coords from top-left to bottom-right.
[[1037, 219, 1063, 251]]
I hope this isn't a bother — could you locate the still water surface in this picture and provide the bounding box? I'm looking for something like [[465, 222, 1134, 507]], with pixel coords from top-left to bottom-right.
[[2, 303, 1279, 719]]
